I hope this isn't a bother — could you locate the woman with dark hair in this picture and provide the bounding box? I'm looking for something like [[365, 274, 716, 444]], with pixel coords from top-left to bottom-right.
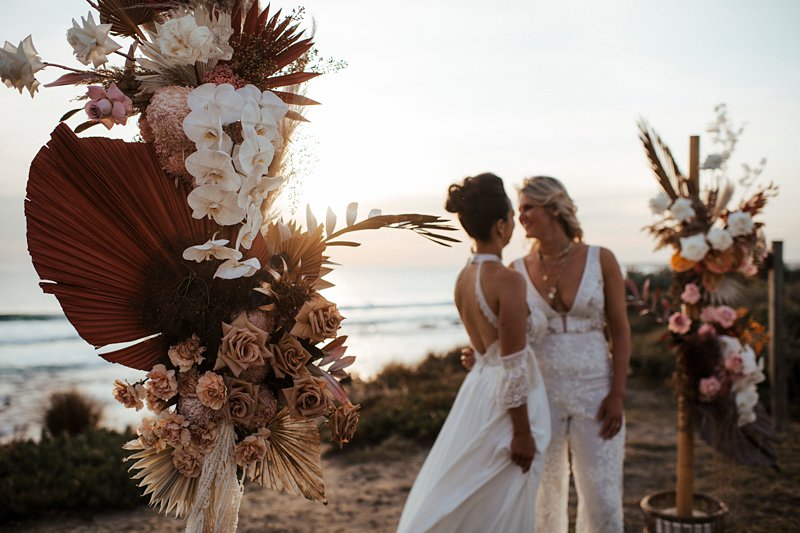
[[513, 176, 629, 532], [397, 173, 551, 533]]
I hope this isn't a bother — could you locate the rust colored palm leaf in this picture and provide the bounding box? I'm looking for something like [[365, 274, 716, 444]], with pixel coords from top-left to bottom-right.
[[638, 120, 682, 200], [25, 124, 268, 370]]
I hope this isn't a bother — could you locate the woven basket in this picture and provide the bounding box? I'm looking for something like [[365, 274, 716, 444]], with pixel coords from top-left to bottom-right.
[[641, 491, 728, 533]]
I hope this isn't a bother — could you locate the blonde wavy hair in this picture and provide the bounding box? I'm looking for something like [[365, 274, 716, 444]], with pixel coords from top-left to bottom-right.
[[519, 176, 584, 242]]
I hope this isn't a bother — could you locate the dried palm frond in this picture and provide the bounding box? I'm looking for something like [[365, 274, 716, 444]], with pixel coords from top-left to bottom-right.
[[26, 124, 270, 370], [638, 119, 679, 200], [738, 182, 778, 216], [693, 400, 778, 469], [325, 214, 459, 248], [711, 179, 735, 218], [123, 439, 199, 517], [97, 0, 159, 38], [256, 408, 326, 503], [263, 222, 329, 286]]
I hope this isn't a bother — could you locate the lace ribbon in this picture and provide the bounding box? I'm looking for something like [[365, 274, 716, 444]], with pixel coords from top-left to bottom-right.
[[498, 348, 531, 409]]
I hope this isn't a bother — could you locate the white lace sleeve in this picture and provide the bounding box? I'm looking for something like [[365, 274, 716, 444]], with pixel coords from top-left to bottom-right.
[[499, 348, 530, 409]]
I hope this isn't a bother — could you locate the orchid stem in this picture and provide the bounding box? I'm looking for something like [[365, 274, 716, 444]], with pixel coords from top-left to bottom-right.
[[43, 62, 106, 76]]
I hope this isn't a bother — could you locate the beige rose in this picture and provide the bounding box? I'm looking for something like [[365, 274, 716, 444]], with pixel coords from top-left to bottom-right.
[[155, 411, 191, 448], [233, 429, 270, 468], [137, 416, 164, 451], [282, 374, 334, 420], [214, 312, 271, 377], [291, 294, 343, 342], [112, 379, 144, 410], [329, 403, 361, 448], [271, 333, 311, 379], [144, 387, 169, 414], [168, 334, 207, 373], [227, 378, 259, 426], [189, 421, 218, 455], [172, 446, 203, 478], [146, 364, 178, 401], [196, 371, 227, 410]]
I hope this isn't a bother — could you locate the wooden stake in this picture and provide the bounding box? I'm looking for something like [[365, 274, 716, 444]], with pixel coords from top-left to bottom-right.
[[769, 241, 788, 432]]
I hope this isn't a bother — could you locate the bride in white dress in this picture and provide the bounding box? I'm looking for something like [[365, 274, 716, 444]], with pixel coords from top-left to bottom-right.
[[397, 173, 551, 533]]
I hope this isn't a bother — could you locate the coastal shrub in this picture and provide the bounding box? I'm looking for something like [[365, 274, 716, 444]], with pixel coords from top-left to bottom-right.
[[42, 389, 103, 437], [0, 428, 143, 524]]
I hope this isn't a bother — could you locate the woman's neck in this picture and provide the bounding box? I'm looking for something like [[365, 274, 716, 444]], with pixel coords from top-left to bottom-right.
[[474, 242, 502, 258], [536, 231, 572, 256]]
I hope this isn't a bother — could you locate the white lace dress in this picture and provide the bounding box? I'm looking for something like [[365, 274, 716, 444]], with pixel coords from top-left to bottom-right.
[[397, 254, 551, 533], [512, 246, 625, 533]]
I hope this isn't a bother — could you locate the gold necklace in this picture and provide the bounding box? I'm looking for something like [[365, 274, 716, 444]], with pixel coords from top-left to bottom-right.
[[537, 243, 573, 302]]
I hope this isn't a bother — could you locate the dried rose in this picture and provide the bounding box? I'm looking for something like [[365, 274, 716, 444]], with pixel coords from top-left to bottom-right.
[[715, 306, 737, 329], [112, 379, 144, 410], [155, 411, 191, 449], [172, 446, 203, 478], [146, 364, 178, 401], [144, 387, 169, 414], [137, 416, 163, 450], [227, 378, 259, 426], [214, 312, 271, 378], [178, 368, 201, 397], [84, 82, 132, 129], [189, 421, 218, 455], [168, 334, 207, 373], [329, 403, 361, 448], [196, 371, 227, 410], [667, 312, 691, 335], [282, 374, 334, 420], [271, 333, 311, 379], [290, 294, 343, 343], [233, 429, 270, 468]]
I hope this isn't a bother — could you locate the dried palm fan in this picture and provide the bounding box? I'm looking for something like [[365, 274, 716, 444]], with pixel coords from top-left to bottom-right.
[[638, 119, 687, 200], [26, 123, 270, 370]]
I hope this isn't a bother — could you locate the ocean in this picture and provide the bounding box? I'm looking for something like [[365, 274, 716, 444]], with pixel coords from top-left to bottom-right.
[[0, 264, 468, 441]]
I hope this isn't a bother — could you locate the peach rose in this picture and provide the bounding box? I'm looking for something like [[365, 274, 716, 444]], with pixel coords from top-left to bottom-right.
[[680, 283, 701, 305], [196, 371, 227, 410], [282, 374, 334, 420], [715, 306, 737, 329], [700, 306, 718, 324], [189, 421, 218, 455], [156, 411, 191, 448], [137, 416, 163, 450], [168, 334, 207, 373], [291, 294, 343, 342], [329, 403, 361, 448], [227, 378, 259, 426], [144, 387, 169, 414], [214, 312, 271, 378], [113, 379, 144, 410], [667, 312, 691, 335], [172, 446, 203, 478], [271, 333, 311, 379], [233, 429, 270, 468], [146, 364, 178, 401]]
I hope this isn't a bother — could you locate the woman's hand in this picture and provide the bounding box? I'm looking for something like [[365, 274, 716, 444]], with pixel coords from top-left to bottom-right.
[[510, 431, 537, 473], [460, 346, 475, 371], [596, 391, 624, 440]]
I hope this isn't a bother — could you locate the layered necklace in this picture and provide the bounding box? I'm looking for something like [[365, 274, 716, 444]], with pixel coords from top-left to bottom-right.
[[536, 241, 573, 303]]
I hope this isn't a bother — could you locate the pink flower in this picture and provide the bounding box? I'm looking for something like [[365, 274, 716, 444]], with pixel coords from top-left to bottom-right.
[[668, 312, 692, 335], [737, 255, 759, 277], [700, 306, 718, 324], [725, 354, 744, 374], [699, 377, 722, 398], [84, 82, 132, 129], [680, 283, 702, 305], [697, 323, 716, 337], [715, 306, 737, 329]]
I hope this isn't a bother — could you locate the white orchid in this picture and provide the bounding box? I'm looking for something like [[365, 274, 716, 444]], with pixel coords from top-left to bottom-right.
[[184, 149, 240, 192], [734, 387, 759, 426], [346, 202, 358, 226], [648, 191, 670, 215], [306, 204, 318, 230], [0, 35, 44, 96], [241, 102, 279, 142], [66, 13, 121, 68], [277, 221, 292, 242], [187, 83, 244, 124], [706, 227, 733, 252], [368, 208, 382, 218], [669, 197, 696, 223], [156, 14, 215, 65], [237, 171, 284, 209], [214, 257, 261, 279], [234, 126, 275, 175], [183, 109, 232, 151], [259, 89, 289, 122], [679, 234, 710, 262], [182, 237, 242, 262], [187, 184, 246, 226], [236, 84, 261, 103], [726, 211, 754, 237], [235, 203, 264, 250]]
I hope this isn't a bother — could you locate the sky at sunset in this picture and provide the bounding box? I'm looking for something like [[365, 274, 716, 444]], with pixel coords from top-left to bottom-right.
[[1, 0, 798, 290]]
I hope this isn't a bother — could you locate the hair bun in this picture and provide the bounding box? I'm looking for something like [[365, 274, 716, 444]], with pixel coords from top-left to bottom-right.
[[445, 184, 465, 213]]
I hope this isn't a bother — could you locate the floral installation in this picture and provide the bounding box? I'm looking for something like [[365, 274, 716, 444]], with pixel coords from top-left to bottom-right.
[[10, 1, 457, 530], [638, 104, 777, 467]]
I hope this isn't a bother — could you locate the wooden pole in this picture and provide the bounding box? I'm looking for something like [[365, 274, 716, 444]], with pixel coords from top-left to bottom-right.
[[676, 135, 700, 517], [768, 241, 787, 432]]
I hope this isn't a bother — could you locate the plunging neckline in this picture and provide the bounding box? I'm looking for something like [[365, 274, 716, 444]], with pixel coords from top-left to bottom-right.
[[520, 246, 592, 316]]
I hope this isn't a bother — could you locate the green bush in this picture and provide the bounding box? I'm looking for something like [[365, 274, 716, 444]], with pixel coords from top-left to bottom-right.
[[42, 389, 103, 437], [0, 429, 144, 524]]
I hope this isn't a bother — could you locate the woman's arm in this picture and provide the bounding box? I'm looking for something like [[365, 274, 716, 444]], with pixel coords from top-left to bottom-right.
[[497, 271, 536, 472], [597, 247, 631, 439]]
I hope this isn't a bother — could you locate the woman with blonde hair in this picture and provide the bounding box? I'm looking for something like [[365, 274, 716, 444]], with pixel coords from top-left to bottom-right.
[[513, 175, 629, 532]]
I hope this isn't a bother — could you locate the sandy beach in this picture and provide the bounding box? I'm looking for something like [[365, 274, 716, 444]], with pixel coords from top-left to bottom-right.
[[7, 377, 798, 533]]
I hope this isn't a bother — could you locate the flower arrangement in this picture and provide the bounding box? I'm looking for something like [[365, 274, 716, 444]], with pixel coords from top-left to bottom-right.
[[639, 104, 777, 467], [6, 1, 456, 530]]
